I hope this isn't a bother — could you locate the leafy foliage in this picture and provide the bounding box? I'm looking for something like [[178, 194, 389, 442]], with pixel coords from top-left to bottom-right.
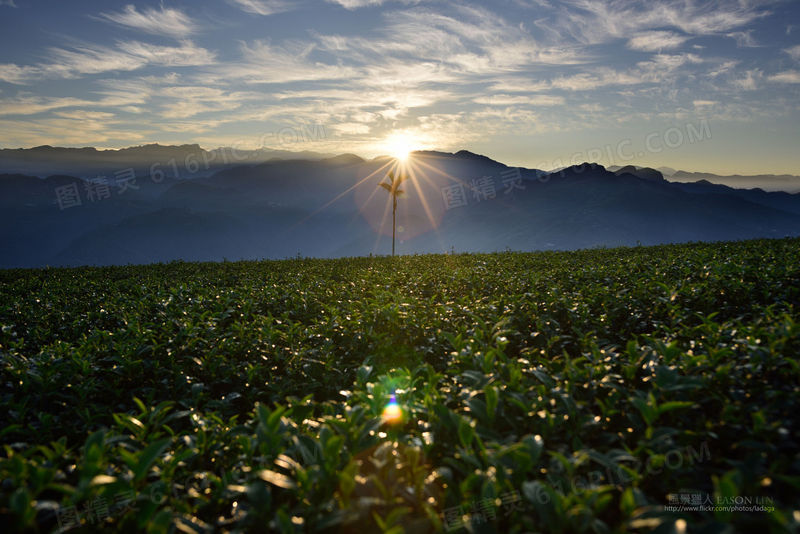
[[1, 238, 799, 532]]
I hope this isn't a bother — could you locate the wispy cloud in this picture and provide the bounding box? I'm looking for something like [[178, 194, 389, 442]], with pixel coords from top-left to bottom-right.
[[158, 86, 257, 118], [332, 122, 372, 135], [228, 0, 294, 16], [317, 4, 584, 80], [473, 94, 565, 106], [53, 110, 116, 120], [495, 53, 702, 93], [222, 40, 357, 83], [47, 44, 146, 76], [0, 116, 147, 147], [0, 80, 155, 116], [10, 41, 217, 81], [0, 0, 17, 7], [768, 70, 800, 83], [726, 30, 758, 47], [785, 45, 800, 60], [708, 60, 738, 77], [116, 41, 216, 67], [627, 31, 689, 52], [94, 79, 154, 110], [548, 69, 639, 91], [326, 0, 421, 8], [97, 5, 197, 39], [734, 69, 761, 90], [551, 0, 772, 45], [0, 95, 96, 116], [0, 63, 43, 84]]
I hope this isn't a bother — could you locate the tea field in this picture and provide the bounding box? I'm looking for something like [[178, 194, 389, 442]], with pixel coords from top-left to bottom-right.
[[1, 238, 799, 533]]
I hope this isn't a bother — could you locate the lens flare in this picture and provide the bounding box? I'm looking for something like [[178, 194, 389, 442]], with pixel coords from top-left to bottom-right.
[[381, 393, 404, 425], [384, 133, 415, 161]]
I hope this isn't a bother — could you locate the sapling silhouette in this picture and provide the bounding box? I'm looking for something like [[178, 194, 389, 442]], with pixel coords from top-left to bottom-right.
[[378, 172, 408, 257]]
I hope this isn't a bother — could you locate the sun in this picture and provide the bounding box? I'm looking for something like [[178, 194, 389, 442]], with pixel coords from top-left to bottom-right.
[[384, 133, 416, 161]]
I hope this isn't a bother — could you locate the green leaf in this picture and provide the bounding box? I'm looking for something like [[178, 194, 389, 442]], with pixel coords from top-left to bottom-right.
[[657, 401, 694, 416], [620, 487, 635, 517], [133, 438, 170, 482], [485, 385, 498, 419], [458, 417, 475, 448], [258, 469, 296, 489], [631, 395, 656, 426]]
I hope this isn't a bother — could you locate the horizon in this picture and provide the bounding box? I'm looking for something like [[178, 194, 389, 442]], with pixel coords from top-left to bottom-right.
[[4, 141, 800, 178], [1, 1, 799, 175]]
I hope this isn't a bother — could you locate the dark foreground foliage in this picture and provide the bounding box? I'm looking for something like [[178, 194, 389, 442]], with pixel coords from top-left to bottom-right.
[[1, 238, 799, 533]]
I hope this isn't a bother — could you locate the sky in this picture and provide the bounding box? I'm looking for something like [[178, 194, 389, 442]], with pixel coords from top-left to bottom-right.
[[0, 0, 798, 174]]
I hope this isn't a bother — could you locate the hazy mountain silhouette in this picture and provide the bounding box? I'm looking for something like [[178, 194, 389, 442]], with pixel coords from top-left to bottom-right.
[[2, 148, 800, 268], [668, 170, 800, 193], [0, 144, 335, 179], [608, 164, 800, 193], [612, 165, 665, 182]]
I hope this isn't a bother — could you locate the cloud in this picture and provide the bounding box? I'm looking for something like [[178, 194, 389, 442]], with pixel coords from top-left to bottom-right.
[[785, 45, 800, 60], [116, 41, 216, 67], [0, 80, 155, 116], [42, 41, 215, 78], [317, 5, 584, 80], [552, 0, 771, 45], [327, 0, 381, 7], [332, 122, 372, 135], [768, 70, 800, 84], [228, 0, 293, 16], [627, 31, 689, 51], [54, 110, 116, 120], [541, 53, 700, 92], [707, 59, 738, 77], [222, 40, 358, 83], [482, 52, 702, 97], [0, 0, 17, 7], [726, 30, 758, 47], [0, 41, 215, 85], [97, 5, 197, 39], [0, 116, 147, 147], [47, 45, 145, 76], [326, 0, 421, 8], [549, 69, 639, 90], [0, 95, 95, 116], [734, 69, 761, 90], [94, 79, 154, 109], [487, 79, 549, 93], [473, 94, 565, 106], [0, 63, 43, 84], [158, 86, 257, 119]]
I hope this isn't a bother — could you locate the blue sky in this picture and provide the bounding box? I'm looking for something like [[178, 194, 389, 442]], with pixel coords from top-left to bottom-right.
[[0, 0, 798, 174]]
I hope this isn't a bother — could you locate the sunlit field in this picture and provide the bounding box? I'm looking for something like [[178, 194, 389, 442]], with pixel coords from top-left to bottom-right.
[[2, 238, 799, 532]]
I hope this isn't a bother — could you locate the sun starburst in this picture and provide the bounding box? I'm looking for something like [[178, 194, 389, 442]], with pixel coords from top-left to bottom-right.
[[384, 133, 416, 161]]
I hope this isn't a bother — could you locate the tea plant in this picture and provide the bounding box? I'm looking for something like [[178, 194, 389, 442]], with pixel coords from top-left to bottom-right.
[[1, 238, 799, 532]]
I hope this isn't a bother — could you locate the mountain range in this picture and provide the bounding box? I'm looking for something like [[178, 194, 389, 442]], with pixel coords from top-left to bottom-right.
[[607, 164, 800, 193], [2, 146, 799, 268], [0, 144, 335, 180]]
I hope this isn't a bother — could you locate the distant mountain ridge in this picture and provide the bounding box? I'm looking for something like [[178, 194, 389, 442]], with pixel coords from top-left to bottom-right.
[[0, 143, 336, 179], [668, 170, 800, 193], [2, 148, 800, 268], [608, 164, 800, 193]]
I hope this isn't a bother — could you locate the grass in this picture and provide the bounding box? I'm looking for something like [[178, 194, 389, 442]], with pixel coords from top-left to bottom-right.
[[1, 238, 799, 533]]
